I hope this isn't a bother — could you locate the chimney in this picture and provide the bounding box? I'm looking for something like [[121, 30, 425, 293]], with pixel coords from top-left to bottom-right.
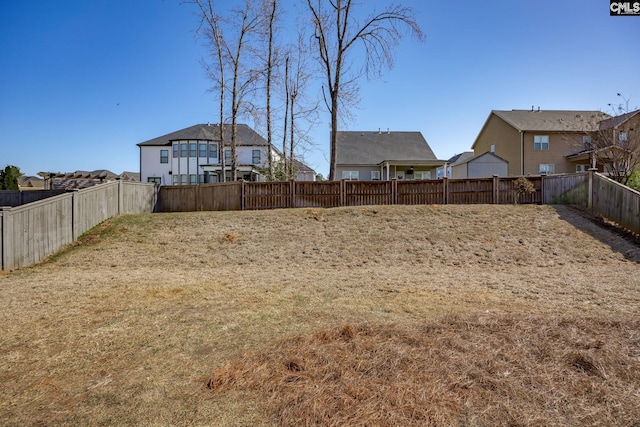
[[387, 128, 390, 134], [537, 106, 540, 112], [378, 128, 381, 134]]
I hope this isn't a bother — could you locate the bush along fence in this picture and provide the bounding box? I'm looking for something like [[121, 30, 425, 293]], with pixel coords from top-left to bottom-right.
[[0, 181, 158, 271], [159, 174, 589, 212]]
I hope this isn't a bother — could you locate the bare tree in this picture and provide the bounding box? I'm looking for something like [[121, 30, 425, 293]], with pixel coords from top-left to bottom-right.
[[305, 0, 424, 180], [590, 106, 640, 185], [191, 0, 264, 181], [263, 0, 278, 181], [193, 0, 227, 182]]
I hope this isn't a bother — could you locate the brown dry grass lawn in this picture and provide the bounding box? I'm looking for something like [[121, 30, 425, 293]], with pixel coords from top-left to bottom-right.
[[1, 204, 639, 426]]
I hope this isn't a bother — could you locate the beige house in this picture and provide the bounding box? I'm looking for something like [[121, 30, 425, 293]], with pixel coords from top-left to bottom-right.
[[335, 130, 445, 181], [472, 109, 611, 175]]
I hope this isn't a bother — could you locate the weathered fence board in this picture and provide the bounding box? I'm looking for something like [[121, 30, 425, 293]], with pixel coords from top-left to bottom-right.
[[448, 178, 494, 204], [592, 174, 640, 235], [0, 190, 66, 207], [244, 182, 291, 210], [542, 174, 588, 205], [397, 180, 444, 205], [2, 181, 157, 271], [295, 181, 341, 208], [345, 181, 393, 206]]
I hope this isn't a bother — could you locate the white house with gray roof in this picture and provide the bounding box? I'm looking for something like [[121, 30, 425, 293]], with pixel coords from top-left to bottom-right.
[[335, 130, 445, 181], [137, 123, 315, 185]]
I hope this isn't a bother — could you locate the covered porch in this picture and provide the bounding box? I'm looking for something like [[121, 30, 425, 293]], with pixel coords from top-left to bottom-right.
[[379, 160, 446, 181]]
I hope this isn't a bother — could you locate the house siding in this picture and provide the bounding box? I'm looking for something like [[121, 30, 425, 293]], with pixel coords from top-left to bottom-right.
[[522, 132, 585, 175], [473, 115, 522, 175]]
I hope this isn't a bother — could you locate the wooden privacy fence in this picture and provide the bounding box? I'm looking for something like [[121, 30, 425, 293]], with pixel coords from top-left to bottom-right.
[[1, 181, 158, 271], [591, 173, 640, 235], [0, 190, 67, 207], [159, 174, 591, 212]]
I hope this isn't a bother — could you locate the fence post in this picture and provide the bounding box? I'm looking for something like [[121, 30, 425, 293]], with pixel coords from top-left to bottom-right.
[[492, 175, 499, 204], [588, 168, 596, 209], [0, 207, 7, 271], [443, 177, 449, 204], [540, 174, 545, 205], [241, 181, 245, 211], [392, 179, 398, 205], [340, 180, 346, 207], [118, 179, 124, 214], [290, 179, 295, 208], [72, 189, 79, 241]]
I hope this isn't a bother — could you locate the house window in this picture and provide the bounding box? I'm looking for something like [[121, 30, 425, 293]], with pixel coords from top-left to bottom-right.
[[180, 143, 187, 158], [180, 174, 188, 185], [172, 174, 179, 185], [490, 144, 496, 153], [209, 143, 218, 160], [225, 149, 232, 164], [583, 135, 592, 148], [342, 171, 359, 180], [415, 171, 431, 180], [619, 132, 628, 144], [534, 135, 549, 150], [160, 150, 168, 164], [189, 174, 197, 185], [252, 150, 261, 165], [189, 143, 197, 157], [147, 177, 161, 184], [199, 174, 206, 184], [539, 164, 554, 174], [576, 164, 589, 173], [371, 171, 380, 181], [199, 143, 207, 158], [173, 144, 179, 159]]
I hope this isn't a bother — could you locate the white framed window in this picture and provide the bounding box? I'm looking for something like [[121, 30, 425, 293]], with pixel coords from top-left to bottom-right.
[[371, 171, 380, 181], [414, 171, 431, 180], [199, 143, 207, 158], [342, 171, 359, 180], [180, 143, 188, 158], [189, 143, 197, 157], [180, 174, 188, 185], [172, 144, 179, 159], [147, 177, 161, 184], [209, 143, 218, 160], [539, 164, 554, 174], [576, 164, 589, 173], [160, 150, 168, 164], [172, 174, 179, 185], [583, 135, 592, 147], [224, 149, 232, 164], [198, 174, 206, 184], [534, 135, 549, 150], [252, 150, 261, 165], [490, 144, 496, 153], [619, 132, 628, 144], [189, 174, 197, 185]]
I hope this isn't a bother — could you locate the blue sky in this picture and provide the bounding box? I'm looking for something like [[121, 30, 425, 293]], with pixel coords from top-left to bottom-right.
[[1, 0, 639, 178]]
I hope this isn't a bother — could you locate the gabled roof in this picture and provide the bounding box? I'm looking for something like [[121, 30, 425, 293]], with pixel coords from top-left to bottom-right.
[[137, 124, 268, 147], [492, 110, 610, 132], [447, 152, 475, 164], [336, 131, 439, 165], [453, 151, 508, 166], [598, 109, 640, 130]]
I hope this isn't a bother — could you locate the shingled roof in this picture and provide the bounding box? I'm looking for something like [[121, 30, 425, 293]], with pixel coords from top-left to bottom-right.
[[336, 131, 438, 165], [492, 110, 610, 132], [598, 109, 640, 130], [137, 124, 268, 147]]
